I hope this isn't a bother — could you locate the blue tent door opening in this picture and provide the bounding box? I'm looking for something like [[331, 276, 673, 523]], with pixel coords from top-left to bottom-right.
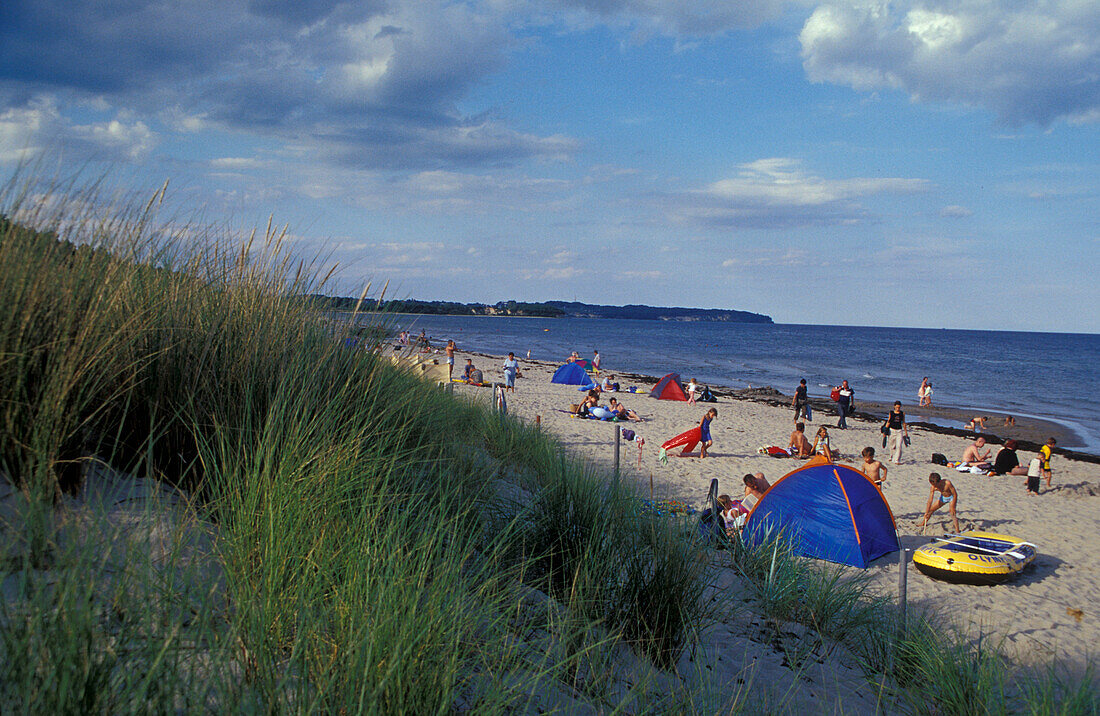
[[743, 464, 899, 568]]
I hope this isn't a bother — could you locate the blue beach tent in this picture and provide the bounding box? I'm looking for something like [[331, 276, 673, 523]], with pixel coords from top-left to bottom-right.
[[551, 362, 591, 385], [743, 463, 899, 568]]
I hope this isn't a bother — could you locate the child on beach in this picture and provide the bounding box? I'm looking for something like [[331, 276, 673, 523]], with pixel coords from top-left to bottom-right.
[[1041, 437, 1056, 488], [811, 426, 834, 462], [687, 378, 698, 405], [861, 446, 887, 486], [698, 408, 717, 458], [917, 472, 960, 533]]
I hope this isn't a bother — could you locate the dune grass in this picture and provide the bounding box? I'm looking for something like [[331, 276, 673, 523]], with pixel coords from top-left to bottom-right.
[[0, 177, 1096, 713]]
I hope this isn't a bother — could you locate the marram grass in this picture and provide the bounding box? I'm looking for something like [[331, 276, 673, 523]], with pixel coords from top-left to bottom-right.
[[0, 177, 1096, 713]]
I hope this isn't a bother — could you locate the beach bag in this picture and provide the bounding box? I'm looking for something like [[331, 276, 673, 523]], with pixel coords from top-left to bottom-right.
[[830, 388, 840, 401], [805, 404, 812, 420], [621, 429, 636, 441], [931, 452, 948, 465]]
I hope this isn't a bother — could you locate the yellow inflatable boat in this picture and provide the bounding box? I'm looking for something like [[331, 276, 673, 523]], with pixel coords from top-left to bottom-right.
[[913, 531, 1036, 585]]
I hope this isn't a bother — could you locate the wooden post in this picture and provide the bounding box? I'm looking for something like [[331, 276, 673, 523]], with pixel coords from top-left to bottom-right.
[[898, 547, 909, 633], [613, 425, 621, 482], [649, 472, 654, 500], [535, 414, 541, 432]]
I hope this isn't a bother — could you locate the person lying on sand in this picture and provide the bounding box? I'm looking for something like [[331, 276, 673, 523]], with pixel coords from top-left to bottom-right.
[[788, 422, 813, 458], [961, 436, 992, 464], [917, 472, 960, 533], [607, 397, 641, 422], [861, 446, 888, 486]]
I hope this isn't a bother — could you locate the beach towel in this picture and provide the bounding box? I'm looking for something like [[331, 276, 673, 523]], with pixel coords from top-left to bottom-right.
[[757, 445, 792, 457]]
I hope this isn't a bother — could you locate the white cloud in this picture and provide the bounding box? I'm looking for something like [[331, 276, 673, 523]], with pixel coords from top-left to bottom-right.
[[800, 1, 1100, 126], [0, 96, 158, 163], [669, 157, 928, 228], [940, 204, 972, 218]]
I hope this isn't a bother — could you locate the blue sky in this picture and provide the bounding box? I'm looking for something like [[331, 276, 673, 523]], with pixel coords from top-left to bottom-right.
[[1, 0, 1097, 332]]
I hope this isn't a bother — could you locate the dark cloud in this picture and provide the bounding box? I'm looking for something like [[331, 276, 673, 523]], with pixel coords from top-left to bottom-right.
[[0, 0, 574, 170]]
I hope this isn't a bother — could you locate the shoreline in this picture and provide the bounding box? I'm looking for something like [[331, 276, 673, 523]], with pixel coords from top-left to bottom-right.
[[458, 348, 1098, 463]]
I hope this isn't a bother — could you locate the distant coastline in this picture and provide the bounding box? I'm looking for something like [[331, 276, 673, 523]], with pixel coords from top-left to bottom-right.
[[313, 295, 773, 323]]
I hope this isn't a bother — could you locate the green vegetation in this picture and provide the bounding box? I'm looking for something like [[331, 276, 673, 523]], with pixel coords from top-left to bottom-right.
[[0, 179, 1094, 713]]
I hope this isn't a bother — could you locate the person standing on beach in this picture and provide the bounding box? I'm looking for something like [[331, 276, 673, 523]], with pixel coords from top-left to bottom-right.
[[502, 352, 518, 393], [835, 379, 853, 429], [698, 408, 717, 458], [792, 378, 810, 422], [687, 378, 698, 405], [445, 340, 456, 380], [918, 377, 930, 406], [886, 401, 908, 464], [592, 350, 601, 374], [1040, 437, 1056, 488]]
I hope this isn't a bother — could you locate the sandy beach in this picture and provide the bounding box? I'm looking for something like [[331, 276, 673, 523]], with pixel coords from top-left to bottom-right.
[[447, 348, 1100, 672]]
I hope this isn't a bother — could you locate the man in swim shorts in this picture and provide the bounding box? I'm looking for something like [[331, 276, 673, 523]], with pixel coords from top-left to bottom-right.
[[961, 437, 992, 465], [787, 422, 813, 458], [445, 340, 456, 380], [917, 472, 960, 533]]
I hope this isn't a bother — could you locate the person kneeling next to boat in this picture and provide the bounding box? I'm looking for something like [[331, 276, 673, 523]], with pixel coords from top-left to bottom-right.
[[917, 472, 960, 533]]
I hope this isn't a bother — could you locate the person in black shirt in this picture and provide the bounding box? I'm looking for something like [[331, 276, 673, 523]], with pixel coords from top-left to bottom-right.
[[886, 401, 908, 464], [993, 439, 1028, 475], [792, 378, 810, 422]]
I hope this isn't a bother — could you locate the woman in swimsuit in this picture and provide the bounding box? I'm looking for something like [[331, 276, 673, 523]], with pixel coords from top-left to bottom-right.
[[812, 426, 834, 462]]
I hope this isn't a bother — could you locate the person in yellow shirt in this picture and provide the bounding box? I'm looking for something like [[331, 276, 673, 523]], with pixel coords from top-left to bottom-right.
[[1040, 437, 1056, 488]]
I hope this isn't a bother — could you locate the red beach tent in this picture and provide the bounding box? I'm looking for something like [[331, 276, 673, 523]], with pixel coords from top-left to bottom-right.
[[649, 373, 688, 401]]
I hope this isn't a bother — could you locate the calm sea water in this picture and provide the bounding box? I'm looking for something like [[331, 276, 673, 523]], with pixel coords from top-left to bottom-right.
[[377, 315, 1100, 451]]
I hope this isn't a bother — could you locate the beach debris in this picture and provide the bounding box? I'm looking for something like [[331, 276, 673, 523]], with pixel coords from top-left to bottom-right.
[[1067, 607, 1084, 623]]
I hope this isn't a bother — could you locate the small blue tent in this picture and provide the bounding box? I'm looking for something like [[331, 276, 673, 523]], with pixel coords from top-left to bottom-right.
[[551, 362, 591, 385], [743, 463, 899, 568]]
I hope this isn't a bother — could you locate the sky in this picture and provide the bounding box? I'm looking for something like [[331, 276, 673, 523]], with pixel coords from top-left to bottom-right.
[[1, 0, 1098, 332]]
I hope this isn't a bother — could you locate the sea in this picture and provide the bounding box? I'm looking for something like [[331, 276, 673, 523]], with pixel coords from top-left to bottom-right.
[[375, 315, 1100, 453]]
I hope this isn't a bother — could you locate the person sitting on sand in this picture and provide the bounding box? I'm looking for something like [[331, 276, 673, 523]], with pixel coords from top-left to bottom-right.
[[752, 472, 771, 492], [462, 358, 475, 382], [917, 472, 960, 533], [861, 446, 888, 486], [961, 436, 992, 465], [964, 415, 990, 432], [607, 397, 641, 422], [811, 426, 835, 462], [698, 408, 717, 458], [788, 422, 813, 458], [575, 393, 599, 418], [992, 439, 1029, 476]]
